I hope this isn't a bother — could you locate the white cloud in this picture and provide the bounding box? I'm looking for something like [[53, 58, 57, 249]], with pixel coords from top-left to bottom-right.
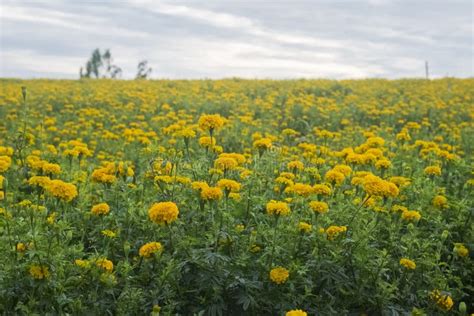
[[1, 4, 149, 38], [0, 0, 471, 79], [1, 49, 83, 77], [132, 0, 345, 49]]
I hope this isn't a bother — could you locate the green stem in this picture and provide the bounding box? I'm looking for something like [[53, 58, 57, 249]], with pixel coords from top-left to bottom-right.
[[267, 216, 279, 268]]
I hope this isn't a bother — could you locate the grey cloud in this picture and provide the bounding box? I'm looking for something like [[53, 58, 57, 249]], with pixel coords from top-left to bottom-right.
[[0, 0, 472, 79]]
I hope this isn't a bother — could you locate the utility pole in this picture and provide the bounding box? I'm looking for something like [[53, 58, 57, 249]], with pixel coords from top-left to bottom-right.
[[425, 61, 429, 79]]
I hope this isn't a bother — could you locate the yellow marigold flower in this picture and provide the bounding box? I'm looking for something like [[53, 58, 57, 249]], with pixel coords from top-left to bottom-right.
[[276, 176, 294, 187], [217, 179, 241, 193], [375, 159, 391, 169], [424, 165, 441, 176], [63, 149, 80, 158], [0, 146, 14, 156], [46, 144, 57, 155], [351, 176, 366, 186], [325, 170, 345, 185], [366, 136, 385, 147], [0, 175, 4, 189], [175, 176, 191, 185], [391, 204, 408, 213], [117, 162, 134, 177], [29, 265, 50, 279], [401, 210, 421, 222], [148, 202, 179, 225], [326, 225, 347, 240], [91, 203, 110, 216], [253, 138, 272, 151], [286, 310, 307, 316], [240, 169, 253, 179], [250, 244, 261, 252], [0, 155, 12, 173], [282, 128, 299, 136], [16, 242, 27, 252], [219, 153, 246, 165], [309, 201, 329, 214], [235, 224, 245, 232], [96, 258, 114, 273], [333, 164, 352, 176], [298, 221, 312, 233], [198, 114, 224, 132], [41, 162, 61, 175], [155, 175, 173, 184], [285, 183, 314, 197], [200, 186, 223, 201], [151, 304, 161, 316], [229, 192, 241, 201], [429, 290, 453, 311], [191, 181, 209, 191], [396, 130, 411, 141], [91, 168, 116, 184], [152, 160, 172, 175], [139, 242, 163, 258], [363, 174, 399, 198], [28, 176, 52, 188], [280, 172, 295, 180], [266, 200, 291, 216], [47, 212, 56, 225], [269, 267, 289, 284], [75, 259, 91, 268], [212, 145, 223, 154], [0, 191, 4, 201], [214, 157, 238, 171], [389, 176, 411, 187], [18, 199, 32, 208], [399, 258, 416, 270], [45, 179, 78, 202], [101, 230, 117, 238], [432, 195, 448, 209], [287, 160, 304, 172], [313, 184, 332, 195], [199, 136, 216, 148], [454, 243, 469, 257], [177, 127, 196, 139]]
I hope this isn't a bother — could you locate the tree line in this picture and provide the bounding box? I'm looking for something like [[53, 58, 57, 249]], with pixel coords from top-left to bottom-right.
[[79, 48, 152, 79]]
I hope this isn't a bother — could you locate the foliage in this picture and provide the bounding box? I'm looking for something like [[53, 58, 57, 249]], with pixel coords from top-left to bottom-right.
[[80, 49, 122, 79], [0, 78, 473, 315], [136, 60, 152, 79]]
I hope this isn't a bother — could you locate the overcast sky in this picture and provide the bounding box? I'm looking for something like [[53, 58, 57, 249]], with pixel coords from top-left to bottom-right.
[[0, 0, 472, 79]]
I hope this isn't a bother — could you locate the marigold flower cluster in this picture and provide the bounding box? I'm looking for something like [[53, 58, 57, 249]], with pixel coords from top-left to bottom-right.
[[285, 310, 307, 316], [309, 201, 329, 214], [266, 200, 291, 216], [198, 114, 225, 132], [91, 202, 110, 216], [148, 202, 179, 225], [429, 290, 453, 311], [29, 265, 50, 279], [325, 225, 347, 240], [139, 242, 163, 258], [399, 258, 416, 270], [362, 174, 399, 198], [269, 267, 289, 284], [45, 179, 78, 202]]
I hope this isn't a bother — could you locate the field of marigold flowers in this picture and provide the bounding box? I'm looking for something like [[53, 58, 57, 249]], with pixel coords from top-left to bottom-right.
[[0, 78, 473, 315]]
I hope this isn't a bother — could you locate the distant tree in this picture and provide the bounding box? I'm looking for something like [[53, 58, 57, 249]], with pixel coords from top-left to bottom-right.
[[80, 49, 122, 79], [136, 60, 152, 79]]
